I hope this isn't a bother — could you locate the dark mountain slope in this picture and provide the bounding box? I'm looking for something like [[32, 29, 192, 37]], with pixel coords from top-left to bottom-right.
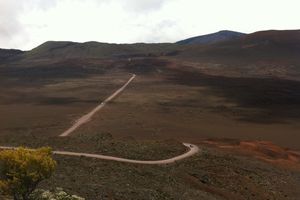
[[177, 30, 300, 62], [176, 30, 245, 45], [0, 48, 23, 63], [1, 30, 299, 80]]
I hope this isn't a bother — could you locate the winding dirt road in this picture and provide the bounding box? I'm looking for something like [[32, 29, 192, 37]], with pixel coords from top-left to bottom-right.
[[0, 73, 200, 164], [0, 143, 199, 165], [59, 74, 136, 137]]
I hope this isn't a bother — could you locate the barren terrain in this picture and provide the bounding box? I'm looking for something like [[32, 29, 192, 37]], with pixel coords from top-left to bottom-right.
[[1, 30, 300, 199]]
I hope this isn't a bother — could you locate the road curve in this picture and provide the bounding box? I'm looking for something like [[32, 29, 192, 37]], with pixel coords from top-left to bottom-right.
[[59, 74, 136, 137], [0, 143, 199, 165]]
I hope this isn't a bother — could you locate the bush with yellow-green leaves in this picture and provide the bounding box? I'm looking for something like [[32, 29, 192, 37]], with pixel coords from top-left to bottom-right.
[[0, 147, 56, 200]]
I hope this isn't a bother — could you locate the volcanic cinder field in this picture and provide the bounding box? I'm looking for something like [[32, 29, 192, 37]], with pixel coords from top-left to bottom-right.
[[1, 30, 300, 199]]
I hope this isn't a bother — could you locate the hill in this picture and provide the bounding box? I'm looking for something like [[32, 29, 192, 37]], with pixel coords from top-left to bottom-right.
[[176, 30, 245, 45], [0, 48, 23, 63], [22, 41, 179, 61], [177, 30, 300, 63], [180, 30, 300, 55], [173, 30, 300, 80]]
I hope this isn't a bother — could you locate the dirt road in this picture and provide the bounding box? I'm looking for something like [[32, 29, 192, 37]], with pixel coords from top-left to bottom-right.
[[0, 73, 200, 164], [59, 74, 136, 137], [0, 143, 199, 165]]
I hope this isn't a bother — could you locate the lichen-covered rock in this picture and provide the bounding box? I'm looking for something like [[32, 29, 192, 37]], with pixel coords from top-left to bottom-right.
[[29, 188, 85, 200]]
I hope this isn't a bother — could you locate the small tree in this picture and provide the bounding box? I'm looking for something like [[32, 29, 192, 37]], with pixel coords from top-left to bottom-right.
[[0, 147, 56, 200]]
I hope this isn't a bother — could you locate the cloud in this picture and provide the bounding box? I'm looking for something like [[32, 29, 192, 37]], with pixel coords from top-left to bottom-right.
[[0, 0, 56, 49], [118, 0, 170, 13], [0, 1, 24, 47]]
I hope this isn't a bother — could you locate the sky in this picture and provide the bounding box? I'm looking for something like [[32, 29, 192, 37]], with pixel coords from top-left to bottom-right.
[[0, 0, 299, 50]]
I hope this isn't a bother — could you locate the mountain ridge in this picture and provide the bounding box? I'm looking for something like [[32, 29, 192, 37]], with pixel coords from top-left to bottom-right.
[[176, 30, 246, 45], [0, 29, 299, 64], [177, 29, 300, 61]]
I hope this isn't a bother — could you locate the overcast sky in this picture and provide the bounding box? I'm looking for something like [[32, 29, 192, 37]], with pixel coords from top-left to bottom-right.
[[1, 0, 299, 50]]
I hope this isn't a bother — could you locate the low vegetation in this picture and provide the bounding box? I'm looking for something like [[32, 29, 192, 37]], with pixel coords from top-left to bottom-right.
[[42, 146, 300, 200], [0, 147, 56, 200], [0, 132, 187, 161]]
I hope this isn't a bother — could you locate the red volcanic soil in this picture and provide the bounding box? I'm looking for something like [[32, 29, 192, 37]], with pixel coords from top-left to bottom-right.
[[201, 139, 300, 171]]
